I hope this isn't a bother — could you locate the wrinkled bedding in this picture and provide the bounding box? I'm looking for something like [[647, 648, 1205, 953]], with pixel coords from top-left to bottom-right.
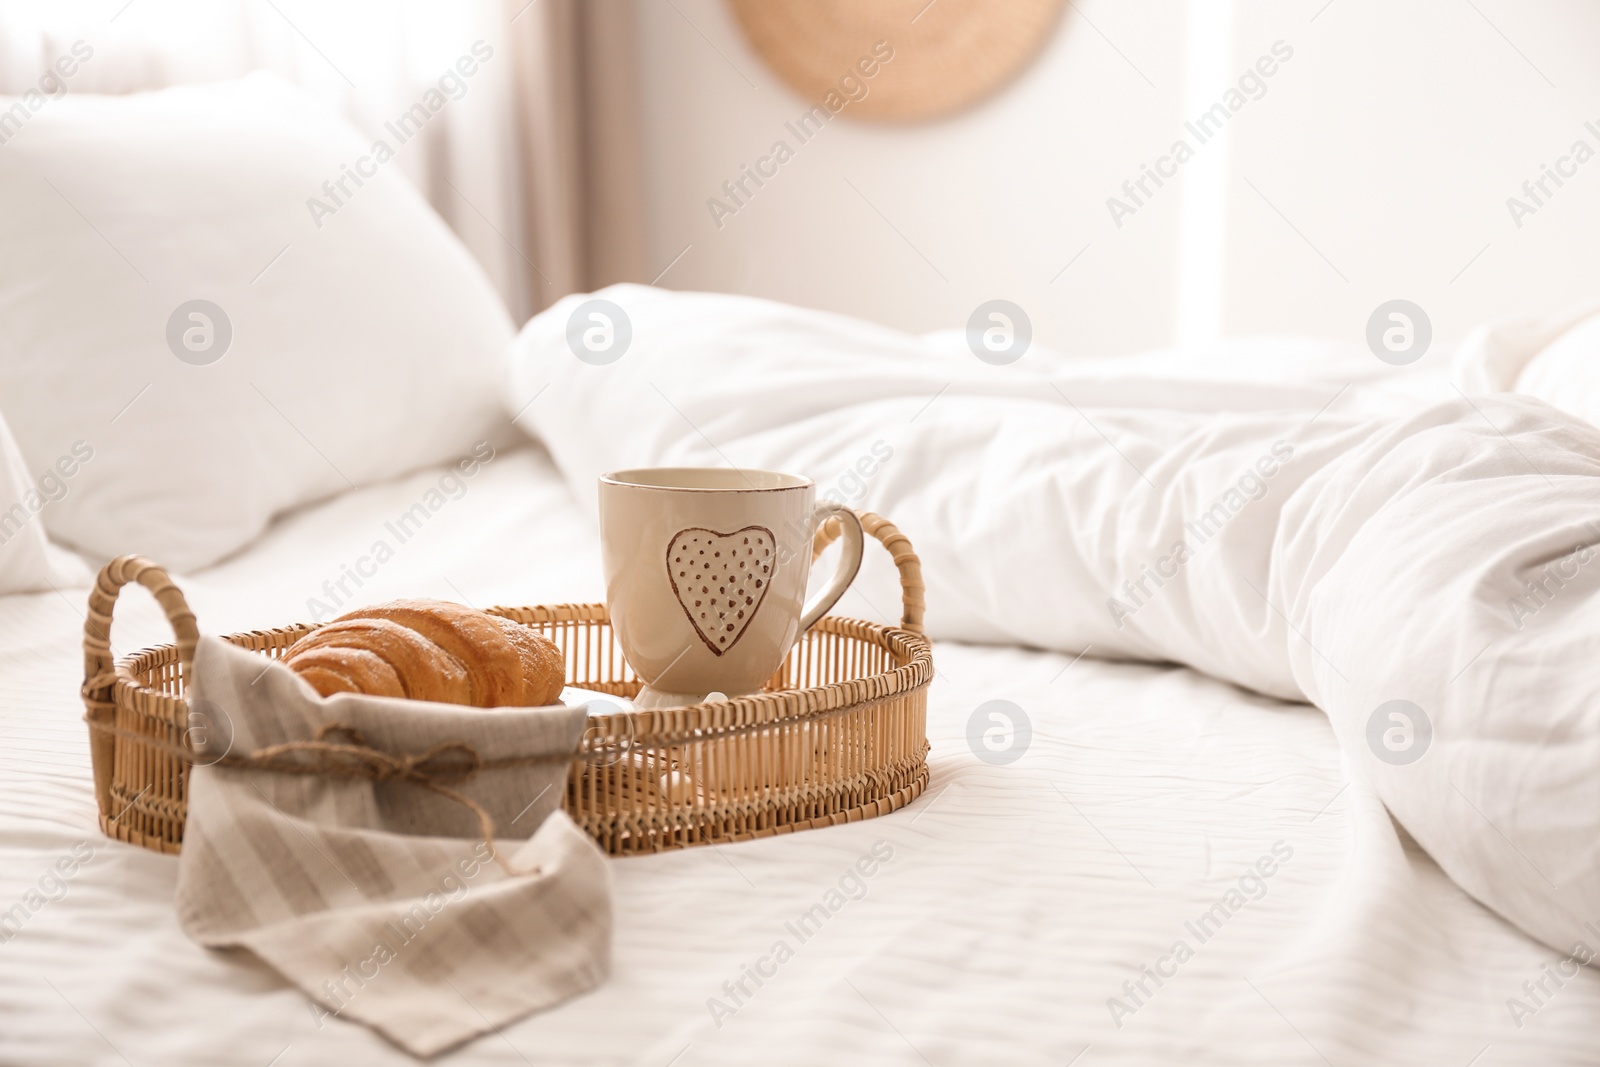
[[515, 286, 1600, 973], [3, 294, 1599, 1064]]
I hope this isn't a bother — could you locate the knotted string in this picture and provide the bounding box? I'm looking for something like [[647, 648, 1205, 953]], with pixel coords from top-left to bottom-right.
[[83, 717, 575, 875]]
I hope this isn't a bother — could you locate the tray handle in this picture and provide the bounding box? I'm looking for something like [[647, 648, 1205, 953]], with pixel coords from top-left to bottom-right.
[[81, 555, 198, 821], [811, 510, 925, 634]]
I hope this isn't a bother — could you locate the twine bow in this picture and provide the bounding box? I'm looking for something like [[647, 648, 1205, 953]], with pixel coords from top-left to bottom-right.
[[249, 723, 484, 787], [84, 716, 571, 875]]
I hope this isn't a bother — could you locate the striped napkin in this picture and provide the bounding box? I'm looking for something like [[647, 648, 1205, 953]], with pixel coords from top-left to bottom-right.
[[175, 636, 611, 1057]]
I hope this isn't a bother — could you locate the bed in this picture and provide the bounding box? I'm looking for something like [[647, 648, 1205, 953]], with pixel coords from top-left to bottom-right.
[[1, 430, 1596, 1066], [3, 67, 1600, 1067]]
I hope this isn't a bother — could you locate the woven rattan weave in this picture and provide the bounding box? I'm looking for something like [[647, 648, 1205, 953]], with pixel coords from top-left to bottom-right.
[[80, 511, 931, 856]]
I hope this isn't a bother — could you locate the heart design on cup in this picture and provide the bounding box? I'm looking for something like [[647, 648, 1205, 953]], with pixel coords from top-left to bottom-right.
[[666, 526, 775, 655]]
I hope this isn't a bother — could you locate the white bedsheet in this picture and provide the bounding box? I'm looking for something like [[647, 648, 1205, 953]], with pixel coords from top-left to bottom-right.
[[1, 441, 1595, 1065]]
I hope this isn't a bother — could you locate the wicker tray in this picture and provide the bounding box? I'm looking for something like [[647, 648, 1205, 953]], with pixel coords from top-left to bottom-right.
[[81, 511, 931, 857]]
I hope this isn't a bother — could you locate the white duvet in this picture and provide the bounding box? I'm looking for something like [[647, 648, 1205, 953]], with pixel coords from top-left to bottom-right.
[[3, 288, 1600, 1065], [514, 286, 1600, 973]]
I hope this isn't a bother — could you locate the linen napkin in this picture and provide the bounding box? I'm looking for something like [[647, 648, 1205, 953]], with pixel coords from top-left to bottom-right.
[[175, 635, 611, 1057]]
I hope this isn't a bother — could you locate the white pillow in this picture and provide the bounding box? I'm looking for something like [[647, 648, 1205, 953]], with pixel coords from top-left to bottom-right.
[[0, 72, 513, 571], [1452, 298, 1600, 413], [1517, 312, 1600, 428], [0, 411, 90, 593]]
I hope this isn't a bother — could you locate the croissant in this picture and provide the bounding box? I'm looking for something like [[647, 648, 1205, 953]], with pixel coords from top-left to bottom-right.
[[283, 599, 565, 708]]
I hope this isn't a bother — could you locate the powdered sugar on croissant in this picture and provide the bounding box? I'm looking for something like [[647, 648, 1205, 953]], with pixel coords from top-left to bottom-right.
[[283, 599, 566, 707]]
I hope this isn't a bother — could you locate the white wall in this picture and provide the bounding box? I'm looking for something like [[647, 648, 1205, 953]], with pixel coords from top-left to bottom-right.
[[634, 0, 1600, 357], [1227, 0, 1600, 349], [633, 0, 1187, 357]]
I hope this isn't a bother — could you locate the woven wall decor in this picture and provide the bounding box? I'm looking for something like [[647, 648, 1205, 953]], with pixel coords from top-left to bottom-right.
[[726, 0, 1065, 121]]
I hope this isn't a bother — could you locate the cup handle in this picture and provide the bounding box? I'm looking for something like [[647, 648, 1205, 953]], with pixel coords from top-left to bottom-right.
[[799, 503, 865, 632]]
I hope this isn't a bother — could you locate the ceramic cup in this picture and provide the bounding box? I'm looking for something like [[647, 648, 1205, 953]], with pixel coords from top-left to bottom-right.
[[599, 467, 865, 707]]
